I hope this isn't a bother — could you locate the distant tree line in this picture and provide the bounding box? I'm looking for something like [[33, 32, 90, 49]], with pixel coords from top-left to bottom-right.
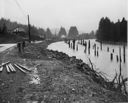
[[0, 18, 97, 42], [57, 26, 95, 39], [58, 27, 67, 38], [0, 23, 7, 35], [68, 26, 79, 38], [0, 18, 45, 41], [96, 17, 127, 42], [45, 28, 53, 39], [57, 26, 79, 39], [78, 31, 96, 39]]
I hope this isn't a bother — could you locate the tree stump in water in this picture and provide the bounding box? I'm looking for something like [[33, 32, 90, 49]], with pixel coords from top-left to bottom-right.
[[110, 53, 113, 61], [107, 47, 109, 52]]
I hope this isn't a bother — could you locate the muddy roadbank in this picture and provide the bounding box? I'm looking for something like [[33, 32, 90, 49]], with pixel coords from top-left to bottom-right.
[[0, 40, 127, 103]]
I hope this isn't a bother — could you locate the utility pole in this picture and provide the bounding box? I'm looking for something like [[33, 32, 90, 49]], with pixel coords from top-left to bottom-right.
[[28, 15, 31, 42]]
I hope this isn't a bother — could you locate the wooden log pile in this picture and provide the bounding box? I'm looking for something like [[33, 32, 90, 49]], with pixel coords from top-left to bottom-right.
[[0, 62, 31, 74]]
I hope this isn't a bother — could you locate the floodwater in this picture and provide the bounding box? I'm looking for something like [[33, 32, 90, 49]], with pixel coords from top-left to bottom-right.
[[48, 39, 127, 81]]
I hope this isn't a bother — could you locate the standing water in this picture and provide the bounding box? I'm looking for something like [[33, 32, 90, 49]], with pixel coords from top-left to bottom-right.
[[47, 39, 127, 81]]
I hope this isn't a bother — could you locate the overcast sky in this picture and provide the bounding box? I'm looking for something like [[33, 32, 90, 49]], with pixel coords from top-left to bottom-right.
[[0, 0, 127, 33]]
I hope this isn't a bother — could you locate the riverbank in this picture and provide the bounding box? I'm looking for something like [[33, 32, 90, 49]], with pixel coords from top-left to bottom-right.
[[0, 40, 127, 103]]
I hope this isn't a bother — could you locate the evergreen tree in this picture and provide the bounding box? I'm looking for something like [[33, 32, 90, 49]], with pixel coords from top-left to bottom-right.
[[120, 18, 127, 42], [46, 28, 52, 39], [68, 26, 79, 38], [96, 17, 127, 42], [2, 23, 7, 34], [58, 27, 67, 38], [0, 18, 45, 40]]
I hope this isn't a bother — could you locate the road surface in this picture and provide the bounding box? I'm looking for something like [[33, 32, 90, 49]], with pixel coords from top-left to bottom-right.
[[0, 41, 43, 53], [0, 44, 16, 52]]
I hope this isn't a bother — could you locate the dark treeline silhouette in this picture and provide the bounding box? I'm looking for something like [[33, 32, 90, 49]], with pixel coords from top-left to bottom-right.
[[0, 23, 8, 35], [66, 26, 95, 40], [78, 31, 96, 39], [45, 28, 53, 39], [0, 18, 45, 43], [58, 27, 67, 38], [96, 17, 127, 43], [45, 28, 61, 41], [68, 26, 79, 39]]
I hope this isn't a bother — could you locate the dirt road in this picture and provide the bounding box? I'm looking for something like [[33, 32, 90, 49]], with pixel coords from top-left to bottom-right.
[[0, 44, 16, 52]]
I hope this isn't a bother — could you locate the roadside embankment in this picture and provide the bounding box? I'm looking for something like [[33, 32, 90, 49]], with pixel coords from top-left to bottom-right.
[[0, 40, 127, 103]]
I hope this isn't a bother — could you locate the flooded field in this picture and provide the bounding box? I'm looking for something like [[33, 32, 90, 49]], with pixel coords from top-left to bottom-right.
[[48, 39, 127, 81]]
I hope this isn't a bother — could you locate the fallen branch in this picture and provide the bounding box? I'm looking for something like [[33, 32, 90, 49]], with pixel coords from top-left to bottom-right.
[[121, 76, 128, 95], [88, 58, 94, 70], [111, 72, 117, 83]]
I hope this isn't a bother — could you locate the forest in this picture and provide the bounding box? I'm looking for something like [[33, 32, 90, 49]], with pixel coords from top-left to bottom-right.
[[0, 18, 45, 43], [96, 17, 127, 43]]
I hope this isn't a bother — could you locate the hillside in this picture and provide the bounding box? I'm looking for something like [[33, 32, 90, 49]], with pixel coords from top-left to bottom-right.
[[0, 18, 45, 43]]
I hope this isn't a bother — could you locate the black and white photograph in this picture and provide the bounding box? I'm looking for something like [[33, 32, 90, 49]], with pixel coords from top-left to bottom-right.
[[0, 0, 127, 102]]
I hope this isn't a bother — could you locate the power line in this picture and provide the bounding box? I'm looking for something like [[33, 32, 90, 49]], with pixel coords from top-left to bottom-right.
[[9, 0, 38, 26], [12, 0, 27, 19]]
